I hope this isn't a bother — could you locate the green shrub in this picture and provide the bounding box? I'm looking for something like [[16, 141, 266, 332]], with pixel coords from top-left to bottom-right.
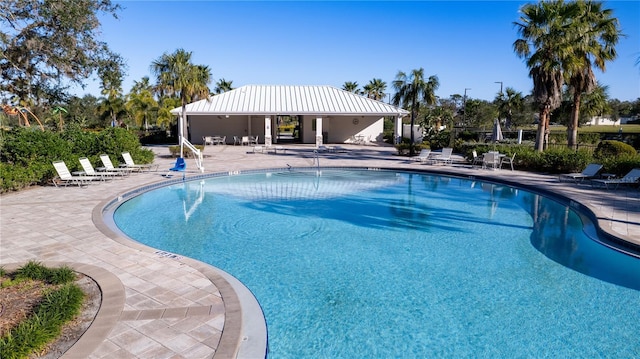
[[168, 145, 205, 158], [594, 140, 637, 159], [598, 153, 640, 177], [394, 137, 428, 156], [14, 261, 76, 285], [0, 127, 154, 192], [0, 283, 84, 359], [578, 132, 601, 144], [549, 132, 567, 144]]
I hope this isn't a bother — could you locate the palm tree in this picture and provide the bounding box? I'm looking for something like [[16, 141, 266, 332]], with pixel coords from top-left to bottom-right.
[[580, 82, 610, 121], [127, 77, 158, 130], [392, 68, 439, 156], [564, 0, 621, 149], [126, 89, 158, 130], [50, 106, 68, 131], [151, 49, 211, 157], [98, 95, 126, 127], [363, 78, 387, 101], [214, 78, 234, 94], [156, 97, 181, 131], [495, 87, 524, 129], [342, 81, 359, 93], [514, 1, 570, 151]]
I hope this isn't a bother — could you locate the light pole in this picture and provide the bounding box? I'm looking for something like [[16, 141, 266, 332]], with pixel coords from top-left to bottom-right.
[[495, 81, 503, 129], [463, 88, 471, 125]]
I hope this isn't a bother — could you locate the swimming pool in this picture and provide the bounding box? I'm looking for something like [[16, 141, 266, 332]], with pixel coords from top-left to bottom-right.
[[112, 169, 640, 357]]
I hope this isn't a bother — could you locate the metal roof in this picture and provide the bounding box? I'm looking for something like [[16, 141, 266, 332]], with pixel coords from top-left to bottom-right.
[[171, 85, 409, 116]]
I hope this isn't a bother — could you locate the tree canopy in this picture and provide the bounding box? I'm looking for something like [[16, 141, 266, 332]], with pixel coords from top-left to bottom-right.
[[0, 0, 124, 107]]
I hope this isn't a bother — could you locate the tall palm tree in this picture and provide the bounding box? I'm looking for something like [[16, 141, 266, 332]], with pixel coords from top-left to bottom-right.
[[342, 81, 359, 93], [392, 68, 439, 156], [565, 0, 621, 149], [214, 78, 234, 94], [151, 49, 211, 157], [514, 1, 571, 151]]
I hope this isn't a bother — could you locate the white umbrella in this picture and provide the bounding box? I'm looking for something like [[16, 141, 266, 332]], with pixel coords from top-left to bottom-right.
[[492, 119, 503, 142]]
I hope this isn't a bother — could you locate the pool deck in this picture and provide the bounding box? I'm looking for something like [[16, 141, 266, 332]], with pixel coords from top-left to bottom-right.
[[1, 143, 638, 358]]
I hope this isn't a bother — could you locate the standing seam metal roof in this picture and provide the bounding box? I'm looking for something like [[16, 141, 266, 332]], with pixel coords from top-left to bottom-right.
[[172, 85, 409, 116]]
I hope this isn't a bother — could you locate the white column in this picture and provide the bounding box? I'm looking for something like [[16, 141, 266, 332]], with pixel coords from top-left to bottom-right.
[[315, 117, 323, 147], [395, 115, 403, 144], [264, 116, 272, 146]]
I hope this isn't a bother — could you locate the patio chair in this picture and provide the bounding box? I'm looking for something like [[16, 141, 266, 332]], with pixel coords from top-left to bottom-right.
[[241, 136, 250, 146], [591, 168, 640, 189], [433, 148, 453, 165], [99, 154, 134, 175], [482, 152, 499, 170], [414, 149, 432, 164], [558, 163, 603, 183], [79, 157, 123, 180], [121, 152, 159, 172], [52, 161, 101, 187], [470, 150, 482, 167], [203, 136, 214, 146], [250, 136, 259, 145], [500, 153, 516, 171]]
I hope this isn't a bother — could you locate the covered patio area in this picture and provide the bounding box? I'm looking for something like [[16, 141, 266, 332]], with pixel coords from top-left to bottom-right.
[[171, 85, 409, 147]]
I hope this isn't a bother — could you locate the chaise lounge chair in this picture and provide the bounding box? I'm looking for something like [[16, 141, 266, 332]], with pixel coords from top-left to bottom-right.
[[79, 157, 126, 180], [52, 161, 102, 187], [100, 154, 134, 175], [414, 149, 432, 164], [591, 168, 640, 189], [433, 147, 453, 165], [559, 163, 603, 183], [121, 152, 159, 172]]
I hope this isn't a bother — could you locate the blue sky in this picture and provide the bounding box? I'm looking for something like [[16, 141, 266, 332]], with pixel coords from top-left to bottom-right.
[[73, 0, 640, 102]]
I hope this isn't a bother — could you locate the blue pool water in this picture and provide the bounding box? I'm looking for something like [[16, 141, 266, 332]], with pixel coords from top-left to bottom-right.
[[113, 169, 640, 357]]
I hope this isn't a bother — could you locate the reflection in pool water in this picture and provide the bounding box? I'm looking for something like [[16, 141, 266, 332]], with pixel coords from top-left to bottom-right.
[[113, 169, 640, 358]]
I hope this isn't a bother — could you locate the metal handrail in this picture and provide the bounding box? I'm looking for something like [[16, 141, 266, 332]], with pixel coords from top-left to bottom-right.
[[181, 136, 204, 173]]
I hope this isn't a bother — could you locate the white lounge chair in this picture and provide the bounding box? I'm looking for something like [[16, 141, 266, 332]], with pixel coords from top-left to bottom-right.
[[99, 154, 134, 175], [414, 149, 432, 164], [121, 152, 158, 172], [52, 161, 101, 187], [591, 168, 640, 189], [79, 157, 123, 180], [559, 163, 603, 183], [433, 148, 453, 165]]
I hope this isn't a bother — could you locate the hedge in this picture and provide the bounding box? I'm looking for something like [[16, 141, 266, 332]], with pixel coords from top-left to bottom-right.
[[1, 126, 154, 192]]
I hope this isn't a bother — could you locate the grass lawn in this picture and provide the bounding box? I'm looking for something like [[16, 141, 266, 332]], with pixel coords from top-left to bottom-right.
[[548, 124, 640, 133]]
